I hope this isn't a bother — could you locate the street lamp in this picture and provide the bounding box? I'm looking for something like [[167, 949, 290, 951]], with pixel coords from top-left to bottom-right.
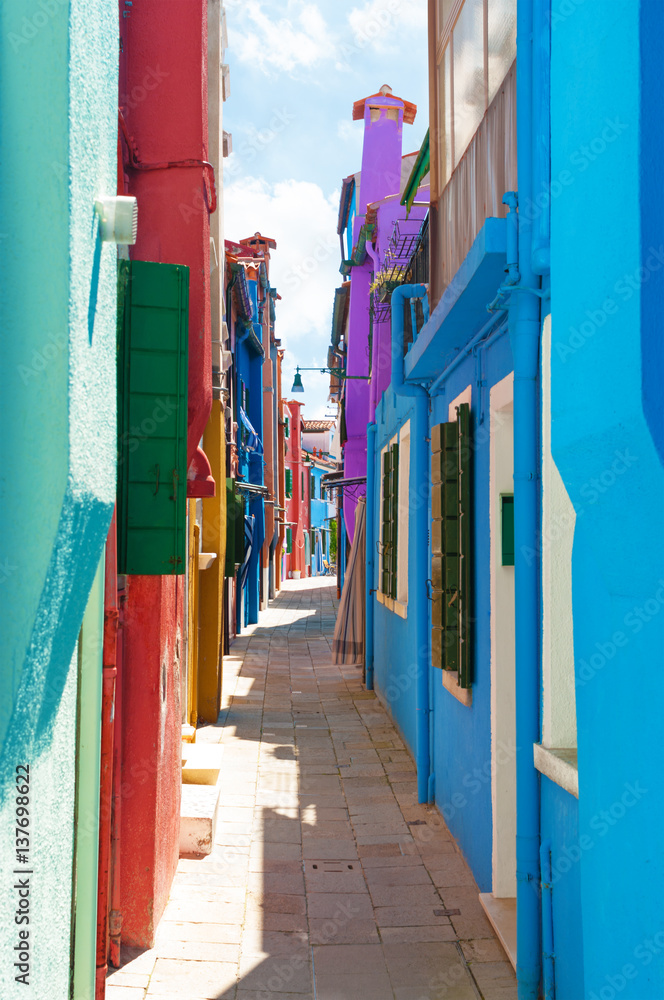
[[290, 366, 370, 394]]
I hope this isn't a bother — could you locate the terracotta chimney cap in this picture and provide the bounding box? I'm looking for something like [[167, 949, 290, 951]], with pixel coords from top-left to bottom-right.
[[352, 88, 416, 124]]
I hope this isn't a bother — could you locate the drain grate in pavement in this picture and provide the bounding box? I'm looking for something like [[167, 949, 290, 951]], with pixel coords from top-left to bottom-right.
[[407, 819, 426, 825], [434, 908, 461, 917], [309, 861, 356, 872]]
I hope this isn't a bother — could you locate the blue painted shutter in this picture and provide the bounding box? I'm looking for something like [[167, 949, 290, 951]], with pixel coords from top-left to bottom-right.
[[117, 260, 189, 575]]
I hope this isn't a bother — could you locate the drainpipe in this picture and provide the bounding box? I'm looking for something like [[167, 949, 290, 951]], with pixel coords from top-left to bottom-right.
[[540, 839, 556, 999], [365, 423, 376, 690], [391, 282, 430, 804], [96, 512, 119, 998], [512, 0, 542, 993], [366, 242, 381, 418]]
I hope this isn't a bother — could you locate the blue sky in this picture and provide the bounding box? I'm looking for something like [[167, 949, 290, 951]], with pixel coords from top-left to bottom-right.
[[223, 0, 428, 417]]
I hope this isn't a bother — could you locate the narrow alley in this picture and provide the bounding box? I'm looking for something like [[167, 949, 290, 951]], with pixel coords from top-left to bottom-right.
[[107, 579, 517, 1000]]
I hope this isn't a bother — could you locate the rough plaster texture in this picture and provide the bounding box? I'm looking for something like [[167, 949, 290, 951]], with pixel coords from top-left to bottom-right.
[[0, 0, 117, 995], [121, 575, 182, 948]]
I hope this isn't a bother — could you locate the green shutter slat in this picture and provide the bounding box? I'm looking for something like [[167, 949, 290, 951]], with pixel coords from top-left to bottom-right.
[[117, 259, 189, 575], [390, 442, 399, 598], [457, 402, 472, 688]]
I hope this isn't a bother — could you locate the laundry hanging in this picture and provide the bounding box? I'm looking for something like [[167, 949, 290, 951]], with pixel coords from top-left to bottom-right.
[[332, 497, 366, 666]]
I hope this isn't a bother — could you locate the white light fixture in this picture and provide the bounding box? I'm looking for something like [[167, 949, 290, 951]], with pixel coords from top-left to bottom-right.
[[95, 195, 138, 244]]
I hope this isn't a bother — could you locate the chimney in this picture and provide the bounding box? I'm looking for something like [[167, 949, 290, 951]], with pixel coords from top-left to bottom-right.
[[353, 85, 417, 213]]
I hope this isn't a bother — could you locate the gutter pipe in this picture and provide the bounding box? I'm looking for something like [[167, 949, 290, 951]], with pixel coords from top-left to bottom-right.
[[391, 282, 430, 804], [366, 242, 381, 419], [428, 312, 508, 398], [96, 513, 119, 998], [365, 423, 376, 690], [540, 839, 556, 999], [512, 0, 543, 993]]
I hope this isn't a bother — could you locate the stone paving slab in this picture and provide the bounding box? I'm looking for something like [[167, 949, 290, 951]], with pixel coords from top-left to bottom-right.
[[107, 579, 516, 1000]]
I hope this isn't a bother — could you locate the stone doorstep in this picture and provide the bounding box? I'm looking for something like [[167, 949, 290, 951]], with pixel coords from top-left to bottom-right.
[[179, 784, 220, 857], [182, 742, 225, 786]]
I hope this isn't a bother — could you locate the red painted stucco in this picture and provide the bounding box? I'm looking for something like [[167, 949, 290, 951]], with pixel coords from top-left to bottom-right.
[[119, 0, 213, 485], [284, 401, 311, 578], [119, 576, 182, 947], [117, 0, 213, 947]]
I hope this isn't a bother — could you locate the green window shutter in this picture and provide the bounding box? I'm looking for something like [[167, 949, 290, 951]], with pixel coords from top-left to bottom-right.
[[381, 450, 391, 594], [301, 471, 304, 496], [501, 494, 515, 566], [285, 468, 292, 497], [285, 417, 290, 438], [390, 442, 399, 598], [286, 527, 292, 553], [117, 259, 189, 575], [225, 479, 245, 577], [430, 403, 472, 687], [457, 402, 472, 688]]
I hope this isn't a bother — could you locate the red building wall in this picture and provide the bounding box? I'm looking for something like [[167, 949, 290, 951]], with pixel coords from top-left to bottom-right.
[[284, 401, 310, 578], [117, 0, 213, 946]]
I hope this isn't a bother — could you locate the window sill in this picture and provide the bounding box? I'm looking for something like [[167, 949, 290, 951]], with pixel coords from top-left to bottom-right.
[[376, 591, 407, 619], [533, 744, 578, 799], [442, 668, 472, 707]]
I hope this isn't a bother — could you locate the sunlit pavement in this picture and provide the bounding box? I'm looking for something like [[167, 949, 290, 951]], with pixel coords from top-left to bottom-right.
[[107, 577, 517, 999]]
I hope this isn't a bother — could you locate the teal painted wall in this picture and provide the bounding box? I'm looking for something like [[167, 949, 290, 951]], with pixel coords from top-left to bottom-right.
[[0, 0, 118, 995]]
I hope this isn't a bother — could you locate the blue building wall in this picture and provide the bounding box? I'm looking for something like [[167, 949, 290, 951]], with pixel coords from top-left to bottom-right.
[[550, 2, 664, 995], [235, 277, 265, 628], [540, 778, 583, 1000], [371, 323, 512, 892]]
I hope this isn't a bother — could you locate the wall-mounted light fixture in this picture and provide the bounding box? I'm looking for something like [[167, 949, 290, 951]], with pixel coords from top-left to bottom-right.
[[95, 195, 138, 244], [291, 365, 370, 394]]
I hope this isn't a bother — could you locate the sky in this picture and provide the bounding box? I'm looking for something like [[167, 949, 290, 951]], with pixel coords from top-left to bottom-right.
[[222, 0, 429, 418]]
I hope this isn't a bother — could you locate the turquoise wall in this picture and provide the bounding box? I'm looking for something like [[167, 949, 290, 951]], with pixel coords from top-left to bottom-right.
[[0, 0, 118, 994], [551, 2, 664, 995]]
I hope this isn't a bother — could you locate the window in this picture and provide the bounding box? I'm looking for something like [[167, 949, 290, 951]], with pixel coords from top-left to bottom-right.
[[286, 527, 292, 554], [379, 423, 411, 608], [431, 402, 472, 688], [381, 442, 399, 599], [285, 468, 293, 498], [284, 416, 290, 438], [435, 0, 516, 188], [501, 494, 514, 565], [301, 471, 304, 498]]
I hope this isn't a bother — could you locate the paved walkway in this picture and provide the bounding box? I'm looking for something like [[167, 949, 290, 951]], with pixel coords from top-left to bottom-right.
[[107, 578, 517, 1000]]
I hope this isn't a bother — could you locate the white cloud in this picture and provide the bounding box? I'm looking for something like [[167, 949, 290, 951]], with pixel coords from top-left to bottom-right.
[[228, 1, 331, 76], [224, 175, 341, 416], [347, 0, 427, 52]]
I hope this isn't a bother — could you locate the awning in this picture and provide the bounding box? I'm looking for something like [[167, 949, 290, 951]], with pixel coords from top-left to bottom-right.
[[235, 480, 269, 498], [401, 128, 430, 216]]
